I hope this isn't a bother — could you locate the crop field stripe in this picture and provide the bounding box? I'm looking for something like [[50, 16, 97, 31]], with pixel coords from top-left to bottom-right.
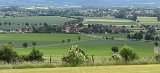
[[0, 64, 160, 73]]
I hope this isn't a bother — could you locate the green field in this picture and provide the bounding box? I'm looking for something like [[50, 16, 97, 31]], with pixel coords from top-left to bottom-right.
[[15, 43, 155, 57], [0, 33, 155, 57], [1, 64, 160, 73], [81, 16, 137, 25], [0, 16, 73, 29], [138, 17, 160, 25], [0, 33, 95, 48]]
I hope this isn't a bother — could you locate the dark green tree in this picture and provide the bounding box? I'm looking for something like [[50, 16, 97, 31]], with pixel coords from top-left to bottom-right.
[[23, 42, 28, 48], [0, 44, 19, 63], [155, 36, 160, 41], [67, 39, 71, 42], [32, 42, 37, 49], [78, 36, 81, 41], [155, 42, 158, 47], [157, 15, 160, 21], [111, 47, 119, 53], [119, 45, 138, 62]]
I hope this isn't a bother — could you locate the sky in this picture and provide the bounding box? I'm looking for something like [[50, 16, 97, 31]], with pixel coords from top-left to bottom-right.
[[0, 0, 159, 6]]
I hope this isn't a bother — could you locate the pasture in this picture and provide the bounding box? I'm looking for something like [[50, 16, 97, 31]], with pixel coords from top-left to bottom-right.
[[1, 64, 160, 73], [0, 16, 73, 29], [138, 17, 160, 25]]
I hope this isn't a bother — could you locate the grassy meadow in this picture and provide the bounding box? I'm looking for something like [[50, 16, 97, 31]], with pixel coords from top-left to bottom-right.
[[1, 64, 160, 73]]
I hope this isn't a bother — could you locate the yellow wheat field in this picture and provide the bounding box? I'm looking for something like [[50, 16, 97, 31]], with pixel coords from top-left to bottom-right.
[[0, 64, 160, 73]]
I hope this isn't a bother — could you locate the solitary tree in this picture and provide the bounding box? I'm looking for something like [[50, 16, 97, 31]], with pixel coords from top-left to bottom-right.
[[62, 40, 65, 43], [137, 20, 140, 23], [111, 46, 119, 53], [157, 15, 160, 21], [23, 42, 28, 48], [155, 36, 160, 41], [127, 34, 131, 39], [78, 36, 81, 41], [155, 42, 159, 47], [119, 45, 138, 63], [67, 39, 71, 42], [0, 44, 19, 63], [32, 42, 37, 49]]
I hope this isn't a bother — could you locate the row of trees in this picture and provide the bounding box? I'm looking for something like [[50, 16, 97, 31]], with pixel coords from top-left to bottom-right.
[[127, 32, 143, 40], [127, 26, 160, 41]]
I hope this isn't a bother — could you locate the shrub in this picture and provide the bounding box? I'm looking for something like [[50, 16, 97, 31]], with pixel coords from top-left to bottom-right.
[[62, 45, 88, 66], [155, 55, 160, 61], [23, 49, 44, 61], [110, 54, 122, 61], [119, 45, 138, 62], [0, 44, 19, 63]]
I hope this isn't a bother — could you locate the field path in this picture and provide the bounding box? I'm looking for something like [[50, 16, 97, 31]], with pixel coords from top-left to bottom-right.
[[1, 64, 160, 73]]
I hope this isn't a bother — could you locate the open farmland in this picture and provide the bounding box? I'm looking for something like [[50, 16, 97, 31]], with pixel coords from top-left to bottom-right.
[[1, 64, 160, 73], [15, 42, 155, 57], [138, 17, 160, 25], [0, 16, 73, 29], [82, 16, 137, 25]]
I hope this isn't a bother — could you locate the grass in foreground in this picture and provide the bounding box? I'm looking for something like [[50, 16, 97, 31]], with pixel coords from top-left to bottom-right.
[[0, 64, 160, 73]]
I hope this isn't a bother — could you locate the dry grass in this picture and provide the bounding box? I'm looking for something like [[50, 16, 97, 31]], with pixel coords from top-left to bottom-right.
[[1, 64, 160, 73]]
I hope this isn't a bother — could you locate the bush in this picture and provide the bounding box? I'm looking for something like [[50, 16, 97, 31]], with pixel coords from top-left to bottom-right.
[[119, 45, 138, 62], [62, 45, 88, 66], [155, 55, 160, 61], [23, 49, 44, 61], [110, 54, 122, 61], [0, 44, 19, 63]]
